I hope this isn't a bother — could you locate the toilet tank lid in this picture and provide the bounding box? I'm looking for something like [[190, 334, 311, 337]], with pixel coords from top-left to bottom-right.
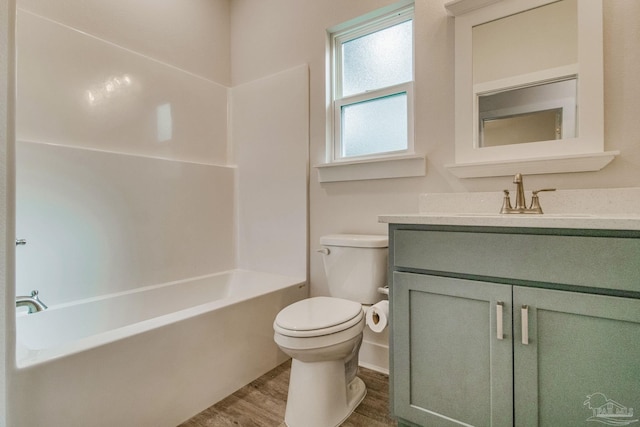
[[320, 234, 388, 248]]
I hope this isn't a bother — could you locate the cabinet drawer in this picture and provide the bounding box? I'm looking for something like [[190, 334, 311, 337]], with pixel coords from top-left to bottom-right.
[[393, 229, 640, 293]]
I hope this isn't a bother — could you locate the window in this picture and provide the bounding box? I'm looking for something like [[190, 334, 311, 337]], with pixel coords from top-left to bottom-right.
[[330, 4, 414, 162]]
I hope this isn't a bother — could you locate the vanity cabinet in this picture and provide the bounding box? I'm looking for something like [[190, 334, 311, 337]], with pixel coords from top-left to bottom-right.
[[389, 225, 640, 427], [393, 272, 513, 426]]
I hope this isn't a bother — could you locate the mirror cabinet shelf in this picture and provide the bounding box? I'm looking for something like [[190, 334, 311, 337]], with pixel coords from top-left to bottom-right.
[[445, 151, 619, 179]]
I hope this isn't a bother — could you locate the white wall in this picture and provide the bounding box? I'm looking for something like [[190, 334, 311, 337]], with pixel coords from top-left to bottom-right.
[[16, 9, 229, 165], [231, 65, 309, 280], [17, 0, 230, 85], [16, 141, 235, 304], [14, 4, 235, 305]]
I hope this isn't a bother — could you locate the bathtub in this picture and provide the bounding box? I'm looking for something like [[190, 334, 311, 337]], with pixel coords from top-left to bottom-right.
[[12, 269, 307, 427]]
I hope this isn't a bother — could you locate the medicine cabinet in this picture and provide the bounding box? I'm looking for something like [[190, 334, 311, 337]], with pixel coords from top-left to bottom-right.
[[445, 0, 618, 178]]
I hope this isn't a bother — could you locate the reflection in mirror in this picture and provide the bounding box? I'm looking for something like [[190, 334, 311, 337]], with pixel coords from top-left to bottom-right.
[[478, 77, 577, 147], [481, 110, 561, 147]]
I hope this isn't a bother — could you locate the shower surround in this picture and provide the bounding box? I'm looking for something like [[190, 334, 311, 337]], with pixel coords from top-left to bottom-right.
[[11, 2, 308, 425]]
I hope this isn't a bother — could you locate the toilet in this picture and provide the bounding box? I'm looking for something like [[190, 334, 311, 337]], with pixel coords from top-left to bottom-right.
[[273, 234, 388, 427]]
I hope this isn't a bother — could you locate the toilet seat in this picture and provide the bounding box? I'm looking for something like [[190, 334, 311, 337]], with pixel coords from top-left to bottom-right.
[[274, 297, 363, 338]]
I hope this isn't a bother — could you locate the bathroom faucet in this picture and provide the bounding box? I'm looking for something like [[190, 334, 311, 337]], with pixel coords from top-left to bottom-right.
[[500, 173, 555, 214], [513, 173, 527, 211], [16, 290, 48, 313]]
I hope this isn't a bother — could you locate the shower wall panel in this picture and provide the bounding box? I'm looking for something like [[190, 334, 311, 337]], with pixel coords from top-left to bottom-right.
[[16, 141, 235, 305], [14, 7, 235, 305]]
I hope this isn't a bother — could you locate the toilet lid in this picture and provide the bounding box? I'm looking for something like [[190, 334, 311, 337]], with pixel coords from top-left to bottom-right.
[[275, 297, 363, 332]]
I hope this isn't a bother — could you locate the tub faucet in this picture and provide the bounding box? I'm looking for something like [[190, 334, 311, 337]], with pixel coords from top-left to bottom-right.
[[16, 290, 48, 313], [500, 173, 556, 214]]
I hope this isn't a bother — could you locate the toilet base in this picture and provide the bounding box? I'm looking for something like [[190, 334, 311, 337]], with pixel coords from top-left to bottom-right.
[[284, 359, 366, 427]]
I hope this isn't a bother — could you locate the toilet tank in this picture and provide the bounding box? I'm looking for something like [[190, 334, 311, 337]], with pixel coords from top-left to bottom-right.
[[320, 234, 388, 304]]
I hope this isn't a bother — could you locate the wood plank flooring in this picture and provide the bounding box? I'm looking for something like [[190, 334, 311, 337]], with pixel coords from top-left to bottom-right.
[[179, 360, 397, 427]]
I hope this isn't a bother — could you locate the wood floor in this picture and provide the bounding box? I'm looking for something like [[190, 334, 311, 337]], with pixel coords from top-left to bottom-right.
[[179, 359, 397, 427]]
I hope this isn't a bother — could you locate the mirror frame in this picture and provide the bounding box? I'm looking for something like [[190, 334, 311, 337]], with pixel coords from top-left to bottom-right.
[[445, 0, 617, 178]]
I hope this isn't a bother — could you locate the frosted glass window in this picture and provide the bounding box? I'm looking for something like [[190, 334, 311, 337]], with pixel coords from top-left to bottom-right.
[[341, 93, 408, 157], [342, 20, 413, 97], [329, 3, 414, 162]]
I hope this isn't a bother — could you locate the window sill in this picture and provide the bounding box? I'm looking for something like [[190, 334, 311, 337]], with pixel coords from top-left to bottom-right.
[[315, 154, 426, 183], [445, 151, 619, 178]]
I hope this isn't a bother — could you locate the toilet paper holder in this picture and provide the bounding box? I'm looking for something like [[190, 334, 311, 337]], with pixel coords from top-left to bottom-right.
[[368, 287, 389, 327], [366, 299, 389, 333]]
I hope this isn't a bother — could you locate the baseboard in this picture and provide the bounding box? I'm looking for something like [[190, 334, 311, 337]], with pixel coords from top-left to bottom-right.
[[358, 339, 389, 374]]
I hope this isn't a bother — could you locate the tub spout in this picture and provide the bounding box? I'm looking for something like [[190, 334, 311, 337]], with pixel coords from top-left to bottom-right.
[[16, 290, 48, 313]]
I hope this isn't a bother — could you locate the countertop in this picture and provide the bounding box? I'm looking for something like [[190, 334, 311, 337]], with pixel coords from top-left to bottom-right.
[[378, 188, 640, 231], [378, 212, 640, 230]]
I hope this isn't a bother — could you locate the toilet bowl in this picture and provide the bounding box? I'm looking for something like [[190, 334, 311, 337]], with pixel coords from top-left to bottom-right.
[[273, 296, 367, 427], [273, 234, 388, 427]]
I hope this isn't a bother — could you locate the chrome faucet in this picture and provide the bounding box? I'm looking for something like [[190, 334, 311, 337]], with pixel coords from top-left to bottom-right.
[[16, 290, 48, 313], [500, 173, 555, 214]]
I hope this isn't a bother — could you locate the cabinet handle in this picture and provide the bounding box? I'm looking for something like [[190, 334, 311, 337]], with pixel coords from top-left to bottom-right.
[[496, 301, 504, 340], [521, 305, 529, 345]]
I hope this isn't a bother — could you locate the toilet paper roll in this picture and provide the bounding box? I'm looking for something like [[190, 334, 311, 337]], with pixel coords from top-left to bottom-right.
[[366, 300, 389, 333]]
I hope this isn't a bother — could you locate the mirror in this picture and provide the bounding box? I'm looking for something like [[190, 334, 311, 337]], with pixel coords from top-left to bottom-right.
[[472, 0, 577, 86], [473, 0, 577, 147], [446, 0, 616, 178], [478, 77, 577, 147]]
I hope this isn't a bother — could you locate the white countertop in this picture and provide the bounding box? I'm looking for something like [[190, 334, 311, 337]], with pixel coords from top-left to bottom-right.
[[379, 188, 640, 231], [378, 213, 640, 230]]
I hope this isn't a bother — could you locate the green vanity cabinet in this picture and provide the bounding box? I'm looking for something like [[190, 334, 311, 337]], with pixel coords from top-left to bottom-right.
[[513, 286, 640, 426], [393, 272, 514, 426], [389, 225, 640, 427]]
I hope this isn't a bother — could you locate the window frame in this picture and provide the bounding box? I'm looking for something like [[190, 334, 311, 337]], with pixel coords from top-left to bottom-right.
[[329, 4, 415, 163]]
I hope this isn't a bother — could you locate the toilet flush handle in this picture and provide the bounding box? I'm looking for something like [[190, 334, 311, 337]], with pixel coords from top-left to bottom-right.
[[316, 248, 330, 255]]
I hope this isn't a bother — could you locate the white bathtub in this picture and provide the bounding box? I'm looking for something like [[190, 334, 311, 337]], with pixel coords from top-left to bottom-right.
[[12, 269, 307, 427]]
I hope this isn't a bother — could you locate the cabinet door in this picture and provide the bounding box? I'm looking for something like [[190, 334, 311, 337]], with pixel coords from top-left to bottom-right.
[[392, 272, 513, 426], [514, 286, 640, 427]]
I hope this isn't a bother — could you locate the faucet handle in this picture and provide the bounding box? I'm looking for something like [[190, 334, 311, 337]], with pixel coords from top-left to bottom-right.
[[529, 188, 556, 213], [500, 189, 513, 214], [531, 188, 556, 196]]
